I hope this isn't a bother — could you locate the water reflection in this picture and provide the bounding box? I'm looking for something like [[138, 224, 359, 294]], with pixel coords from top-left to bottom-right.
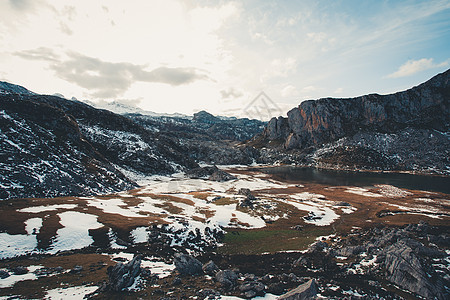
[[260, 166, 450, 194]]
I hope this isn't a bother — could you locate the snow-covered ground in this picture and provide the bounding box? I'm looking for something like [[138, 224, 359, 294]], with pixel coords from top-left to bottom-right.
[[0, 168, 391, 259]]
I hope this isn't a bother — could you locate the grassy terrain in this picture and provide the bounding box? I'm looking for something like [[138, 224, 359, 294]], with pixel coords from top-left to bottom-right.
[[218, 227, 333, 255]]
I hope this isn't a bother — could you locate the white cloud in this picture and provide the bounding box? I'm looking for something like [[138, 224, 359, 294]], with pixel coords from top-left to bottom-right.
[[387, 58, 449, 78], [281, 85, 298, 97], [334, 87, 344, 94]]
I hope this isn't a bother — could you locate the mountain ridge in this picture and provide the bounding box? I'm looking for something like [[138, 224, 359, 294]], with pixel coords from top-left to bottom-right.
[[250, 69, 450, 174]]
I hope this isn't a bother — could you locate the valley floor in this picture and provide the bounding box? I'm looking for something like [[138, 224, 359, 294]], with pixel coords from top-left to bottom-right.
[[0, 166, 449, 299]]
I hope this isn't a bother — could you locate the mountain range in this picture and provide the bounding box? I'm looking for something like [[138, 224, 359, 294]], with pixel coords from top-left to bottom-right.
[[0, 69, 449, 200]]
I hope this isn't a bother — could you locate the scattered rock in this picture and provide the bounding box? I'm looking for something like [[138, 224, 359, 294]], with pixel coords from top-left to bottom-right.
[[209, 169, 237, 182], [237, 188, 256, 200], [174, 253, 203, 276], [11, 266, 28, 275], [239, 281, 265, 298], [291, 225, 304, 231], [172, 277, 182, 285], [186, 166, 219, 179], [106, 255, 142, 292], [70, 265, 83, 274], [308, 241, 327, 253], [202, 260, 219, 276], [215, 269, 238, 289], [0, 270, 10, 279], [278, 279, 318, 300]]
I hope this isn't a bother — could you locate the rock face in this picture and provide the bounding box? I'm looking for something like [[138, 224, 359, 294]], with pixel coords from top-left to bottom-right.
[[107, 255, 142, 292], [278, 279, 318, 300], [253, 69, 450, 174], [174, 253, 203, 276]]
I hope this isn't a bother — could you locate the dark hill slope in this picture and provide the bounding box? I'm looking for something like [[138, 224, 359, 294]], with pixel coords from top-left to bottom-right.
[[0, 92, 198, 200], [0, 95, 135, 199]]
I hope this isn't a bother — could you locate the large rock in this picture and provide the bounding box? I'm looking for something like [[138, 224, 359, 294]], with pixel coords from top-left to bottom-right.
[[278, 279, 318, 300], [215, 269, 238, 289], [174, 253, 203, 276], [382, 240, 446, 299], [202, 260, 219, 275], [209, 169, 237, 182], [107, 255, 142, 292]]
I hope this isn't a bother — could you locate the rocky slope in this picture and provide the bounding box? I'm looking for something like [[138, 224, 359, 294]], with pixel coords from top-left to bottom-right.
[[0, 87, 201, 200], [0, 94, 136, 200], [0, 82, 264, 200], [126, 110, 265, 165], [251, 69, 450, 174]]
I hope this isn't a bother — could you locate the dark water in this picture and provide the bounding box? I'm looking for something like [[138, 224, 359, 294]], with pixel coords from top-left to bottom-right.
[[260, 166, 450, 194]]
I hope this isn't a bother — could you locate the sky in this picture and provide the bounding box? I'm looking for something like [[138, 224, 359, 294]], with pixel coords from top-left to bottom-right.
[[0, 0, 449, 120]]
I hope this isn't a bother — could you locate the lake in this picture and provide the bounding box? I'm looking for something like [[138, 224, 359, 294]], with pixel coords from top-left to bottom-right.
[[260, 166, 450, 194]]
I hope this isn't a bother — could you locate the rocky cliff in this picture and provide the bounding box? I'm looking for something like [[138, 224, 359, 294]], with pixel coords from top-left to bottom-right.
[[252, 69, 450, 173]]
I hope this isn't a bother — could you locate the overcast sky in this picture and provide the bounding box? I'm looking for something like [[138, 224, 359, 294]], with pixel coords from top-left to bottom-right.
[[1, 0, 449, 119]]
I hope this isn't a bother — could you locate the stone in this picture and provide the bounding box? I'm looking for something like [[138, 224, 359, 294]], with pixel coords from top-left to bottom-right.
[[382, 240, 445, 299], [308, 241, 328, 253], [202, 260, 219, 276], [0, 270, 10, 279], [174, 253, 203, 276], [11, 266, 28, 275], [70, 265, 83, 274], [215, 269, 238, 288], [107, 255, 142, 292], [209, 169, 237, 182], [278, 279, 318, 300], [237, 188, 256, 200]]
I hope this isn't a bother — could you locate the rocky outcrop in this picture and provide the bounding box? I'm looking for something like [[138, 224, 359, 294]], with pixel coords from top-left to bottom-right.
[[174, 253, 203, 276], [327, 222, 449, 299], [106, 255, 142, 292], [278, 279, 318, 300], [202, 260, 219, 276], [186, 165, 237, 182], [215, 269, 238, 289], [255, 70, 450, 173]]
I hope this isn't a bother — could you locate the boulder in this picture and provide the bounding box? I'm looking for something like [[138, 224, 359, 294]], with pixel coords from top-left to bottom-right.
[[174, 253, 203, 276], [186, 166, 219, 179], [107, 255, 142, 292], [202, 260, 219, 276], [11, 266, 28, 275], [278, 279, 318, 300], [215, 269, 238, 289], [237, 188, 256, 200], [382, 240, 445, 299], [209, 169, 237, 182], [239, 281, 265, 298], [308, 241, 328, 253], [0, 270, 10, 279]]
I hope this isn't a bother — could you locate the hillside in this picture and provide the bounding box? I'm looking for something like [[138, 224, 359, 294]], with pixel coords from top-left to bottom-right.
[[0, 83, 263, 200]]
